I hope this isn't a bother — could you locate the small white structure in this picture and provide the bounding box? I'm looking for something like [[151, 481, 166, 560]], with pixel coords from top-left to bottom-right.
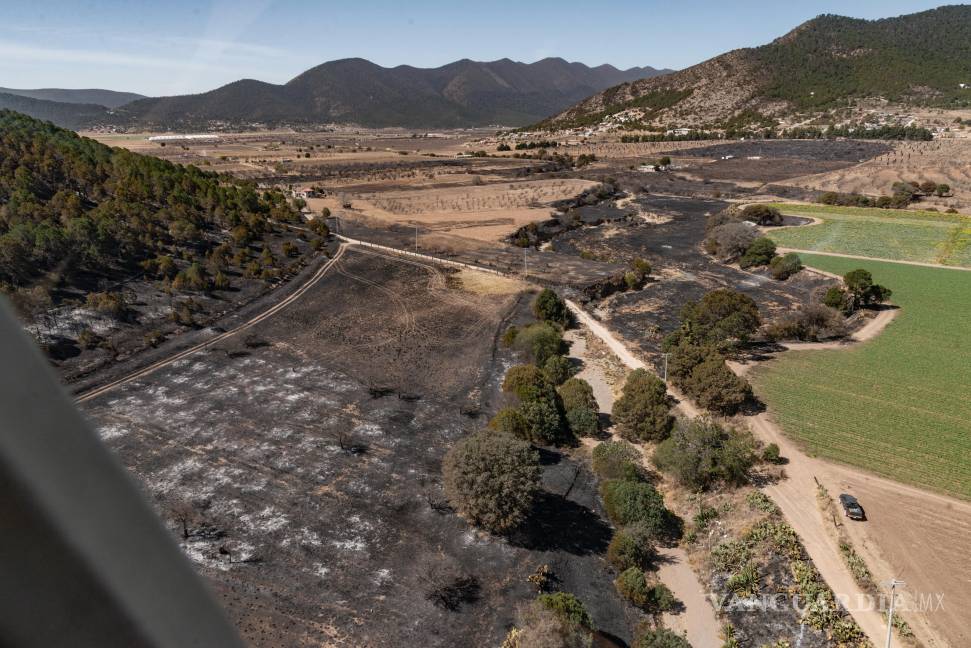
[[147, 134, 219, 142]]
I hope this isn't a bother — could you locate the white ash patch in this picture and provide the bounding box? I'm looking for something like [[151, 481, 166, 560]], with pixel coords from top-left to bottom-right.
[[312, 563, 330, 579], [371, 568, 392, 586], [145, 457, 205, 494], [282, 527, 322, 549], [239, 505, 289, 534], [330, 538, 367, 552], [352, 422, 383, 437], [98, 423, 129, 441]]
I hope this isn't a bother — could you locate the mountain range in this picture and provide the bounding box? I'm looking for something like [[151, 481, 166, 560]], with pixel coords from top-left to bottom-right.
[[541, 5, 971, 131], [111, 58, 670, 129]]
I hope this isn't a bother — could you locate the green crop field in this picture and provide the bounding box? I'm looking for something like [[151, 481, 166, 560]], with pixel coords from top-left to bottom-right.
[[765, 204, 971, 267], [750, 254, 971, 500]]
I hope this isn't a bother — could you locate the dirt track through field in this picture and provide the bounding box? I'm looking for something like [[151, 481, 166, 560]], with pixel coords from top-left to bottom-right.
[[76, 246, 348, 403], [778, 247, 971, 272]]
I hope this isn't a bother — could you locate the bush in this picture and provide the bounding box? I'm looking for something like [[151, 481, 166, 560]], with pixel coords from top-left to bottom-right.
[[762, 443, 782, 464], [489, 407, 528, 437], [600, 479, 672, 537], [502, 364, 548, 401], [705, 222, 758, 261], [765, 303, 846, 342], [508, 599, 593, 648], [520, 397, 568, 446], [739, 237, 777, 268], [674, 289, 761, 349], [822, 286, 851, 314], [442, 430, 540, 534], [536, 592, 594, 630], [741, 204, 783, 226], [607, 523, 658, 571], [612, 369, 674, 442], [565, 406, 599, 437], [558, 377, 597, 412], [543, 355, 575, 386], [533, 288, 571, 327], [681, 357, 752, 415], [85, 291, 126, 318], [653, 418, 757, 490], [76, 327, 101, 350], [501, 325, 519, 347], [514, 322, 564, 366], [591, 440, 641, 480], [769, 252, 803, 280], [632, 627, 692, 648]]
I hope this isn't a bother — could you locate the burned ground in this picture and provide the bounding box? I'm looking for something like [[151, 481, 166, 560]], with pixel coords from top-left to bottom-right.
[[81, 249, 635, 647], [553, 196, 835, 366]]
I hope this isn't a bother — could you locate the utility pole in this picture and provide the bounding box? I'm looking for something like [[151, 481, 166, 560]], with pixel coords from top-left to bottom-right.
[[415, 224, 419, 253], [662, 352, 671, 383], [523, 248, 528, 278], [884, 579, 905, 648]]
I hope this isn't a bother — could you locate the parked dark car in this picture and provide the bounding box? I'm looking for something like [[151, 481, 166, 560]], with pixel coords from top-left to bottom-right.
[[839, 493, 866, 520]]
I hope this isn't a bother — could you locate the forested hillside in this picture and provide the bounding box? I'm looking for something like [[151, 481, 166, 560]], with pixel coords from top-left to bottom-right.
[[542, 5, 971, 131], [0, 110, 302, 301]]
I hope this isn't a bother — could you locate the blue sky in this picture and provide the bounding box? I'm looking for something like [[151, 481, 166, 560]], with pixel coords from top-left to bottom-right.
[[0, 0, 951, 96]]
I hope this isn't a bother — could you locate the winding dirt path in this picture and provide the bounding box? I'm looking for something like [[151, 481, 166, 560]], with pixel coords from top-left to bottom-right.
[[565, 317, 722, 648]]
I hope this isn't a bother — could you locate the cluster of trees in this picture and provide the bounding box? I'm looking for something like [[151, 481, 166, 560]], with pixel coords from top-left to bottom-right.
[[663, 290, 759, 415], [652, 419, 758, 491], [704, 207, 803, 280], [514, 140, 559, 150], [817, 179, 952, 210], [493, 290, 596, 445], [510, 150, 597, 169], [782, 125, 934, 141], [0, 109, 306, 309], [619, 130, 718, 143]]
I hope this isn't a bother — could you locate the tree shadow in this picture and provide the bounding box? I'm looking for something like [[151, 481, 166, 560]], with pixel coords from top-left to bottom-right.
[[509, 491, 612, 555]]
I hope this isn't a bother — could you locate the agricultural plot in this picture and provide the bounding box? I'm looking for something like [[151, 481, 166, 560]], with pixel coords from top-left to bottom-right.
[[766, 203, 971, 266], [750, 255, 971, 500]]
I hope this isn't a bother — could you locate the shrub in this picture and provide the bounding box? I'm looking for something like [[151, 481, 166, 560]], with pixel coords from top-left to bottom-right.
[[514, 322, 564, 366], [705, 222, 758, 261], [762, 443, 782, 464], [682, 357, 752, 415], [520, 397, 567, 446], [769, 252, 803, 280], [489, 407, 528, 437], [543, 355, 575, 386], [726, 562, 760, 597], [612, 369, 674, 442], [558, 377, 597, 412], [822, 286, 851, 314], [533, 288, 571, 327], [591, 440, 641, 480], [508, 599, 593, 648], [765, 303, 846, 342], [738, 237, 777, 268], [442, 430, 540, 534], [741, 204, 783, 226], [86, 291, 126, 318], [615, 568, 653, 609], [607, 523, 658, 571], [565, 406, 599, 437], [653, 418, 757, 490], [501, 325, 519, 347], [600, 479, 671, 537], [536, 592, 593, 630], [674, 289, 761, 349], [632, 627, 692, 648], [77, 327, 101, 350], [502, 364, 548, 401]]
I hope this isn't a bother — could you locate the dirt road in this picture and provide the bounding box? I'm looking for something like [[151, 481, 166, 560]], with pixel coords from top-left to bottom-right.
[[777, 247, 971, 272], [566, 325, 722, 648], [77, 246, 348, 403]]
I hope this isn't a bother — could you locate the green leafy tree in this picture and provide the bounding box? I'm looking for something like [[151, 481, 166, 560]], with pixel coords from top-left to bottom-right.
[[607, 523, 659, 571], [442, 430, 540, 534], [673, 289, 761, 350], [739, 237, 777, 268], [612, 369, 674, 442], [653, 418, 757, 490], [843, 269, 892, 308], [682, 356, 752, 415], [532, 288, 571, 327]]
